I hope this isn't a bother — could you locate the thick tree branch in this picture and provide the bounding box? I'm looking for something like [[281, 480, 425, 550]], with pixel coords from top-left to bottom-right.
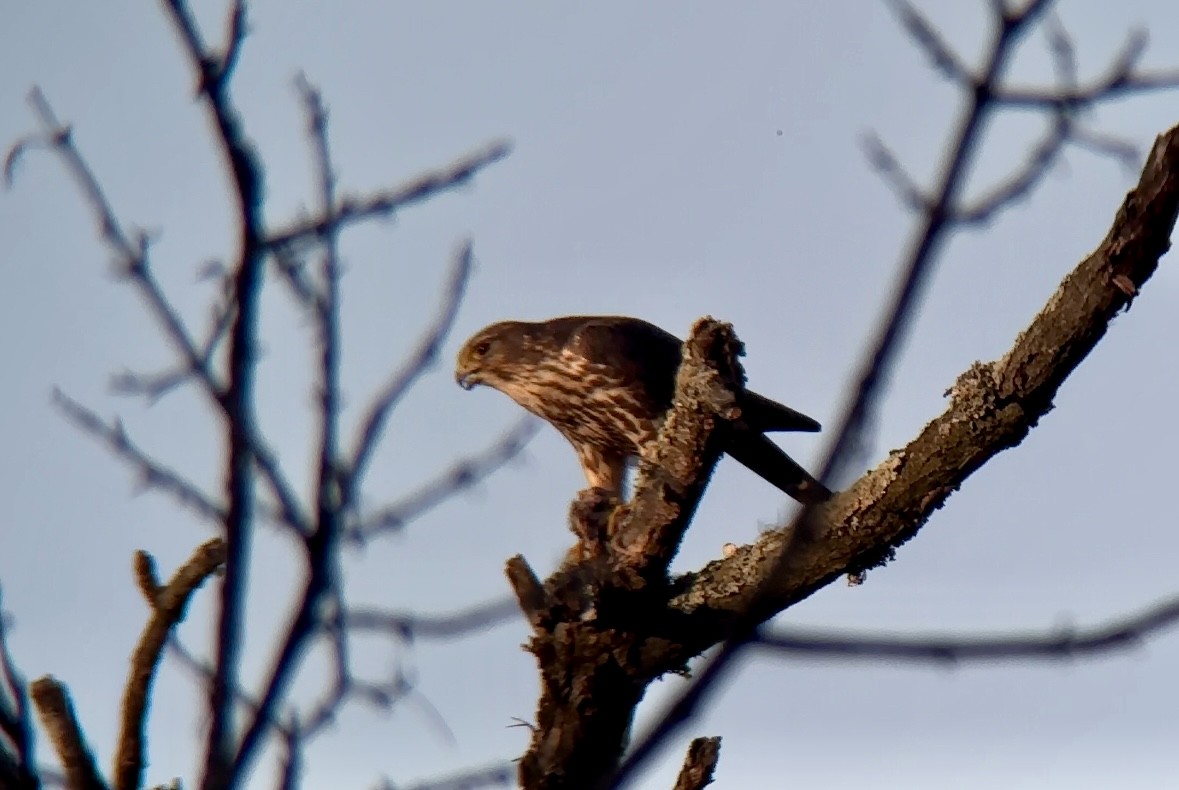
[[609, 1, 1179, 779], [660, 123, 1179, 647], [513, 319, 742, 789], [610, 318, 745, 578]]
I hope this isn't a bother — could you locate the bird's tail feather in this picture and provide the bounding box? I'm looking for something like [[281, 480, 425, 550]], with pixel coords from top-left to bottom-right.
[[726, 428, 832, 504], [739, 391, 822, 433]]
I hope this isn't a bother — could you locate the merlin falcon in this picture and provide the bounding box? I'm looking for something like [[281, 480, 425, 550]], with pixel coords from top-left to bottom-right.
[[455, 315, 831, 504]]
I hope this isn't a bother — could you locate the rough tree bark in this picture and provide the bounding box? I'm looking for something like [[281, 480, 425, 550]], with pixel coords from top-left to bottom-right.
[[508, 124, 1179, 789]]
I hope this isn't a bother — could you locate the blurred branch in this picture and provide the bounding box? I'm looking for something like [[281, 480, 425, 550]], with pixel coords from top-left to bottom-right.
[[52, 388, 227, 525], [343, 242, 475, 509], [225, 252, 492, 790], [294, 73, 345, 554], [0, 591, 38, 790], [12, 2, 517, 788], [759, 593, 1179, 664], [350, 416, 539, 543], [264, 143, 512, 252], [278, 721, 300, 790], [111, 289, 235, 402], [383, 762, 515, 790], [30, 677, 106, 790], [157, 0, 271, 782], [10, 89, 309, 539], [956, 22, 1179, 225], [343, 597, 519, 640], [115, 539, 226, 790], [166, 638, 290, 739]]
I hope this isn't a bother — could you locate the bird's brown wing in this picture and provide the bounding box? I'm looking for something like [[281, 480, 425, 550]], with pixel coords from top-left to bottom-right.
[[738, 390, 822, 433], [563, 317, 683, 410], [724, 426, 831, 504]]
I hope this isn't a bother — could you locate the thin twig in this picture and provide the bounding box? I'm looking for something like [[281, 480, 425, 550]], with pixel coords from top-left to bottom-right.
[[382, 761, 515, 790], [343, 242, 475, 509], [343, 598, 519, 640], [15, 88, 309, 538], [114, 540, 226, 790], [264, 144, 512, 252], [350, 416, 538, 542], [111, 291, 235, 402], [759, 593, 1179, 664], [165, 638, 292, 740], [52, 389, 227, 525], [0, 590, 37, 789]]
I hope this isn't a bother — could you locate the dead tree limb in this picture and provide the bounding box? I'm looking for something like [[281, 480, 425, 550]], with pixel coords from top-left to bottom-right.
[[512, 319, 743, 789], [672, 737, 721, 790]]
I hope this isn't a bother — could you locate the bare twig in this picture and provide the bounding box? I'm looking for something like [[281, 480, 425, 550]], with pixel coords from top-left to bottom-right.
[[350, 416, 538, 542], [270, 246, 322, 311], [278, 720, 300, 790], [115, 539, 226, 790], [862, 131, 931, 213], [0, 590, 38, 790], [759, 593, 1179, 664], [505, 557, 548, 630], [383, 761, 515, 790], [672, 737, 721, 790], [295, 73, 345, 547], [165, 638, 291, 739], [343, 598, 519, 640], [111, 291, 235, 402], [264, 143, 512, 252], [30, 677, 107, 790], [887, 0, 974, 85], [52, 389, 227, 525], [13, 89, 309, 538], [343, 242, 475, 508]]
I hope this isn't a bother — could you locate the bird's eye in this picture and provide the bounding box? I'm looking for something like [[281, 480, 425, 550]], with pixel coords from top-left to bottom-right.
[[473, 340, 491, 357]]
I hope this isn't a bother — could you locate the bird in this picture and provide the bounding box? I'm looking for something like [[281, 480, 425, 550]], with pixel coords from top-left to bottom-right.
[[454, 315, 831, 504]]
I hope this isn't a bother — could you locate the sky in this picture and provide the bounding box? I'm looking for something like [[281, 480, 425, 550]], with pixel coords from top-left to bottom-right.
[[3, 1, 1179, 788]]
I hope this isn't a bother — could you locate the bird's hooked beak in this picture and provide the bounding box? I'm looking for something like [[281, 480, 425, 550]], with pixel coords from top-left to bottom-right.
[[455, 354, 484, 390], [456, 370, 480, 391]]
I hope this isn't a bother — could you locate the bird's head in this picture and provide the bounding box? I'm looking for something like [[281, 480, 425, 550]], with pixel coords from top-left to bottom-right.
[[455, 320, 534, 391]]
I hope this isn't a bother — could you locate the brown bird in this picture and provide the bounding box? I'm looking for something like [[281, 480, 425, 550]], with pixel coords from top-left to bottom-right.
[[455, 316, 831, 504]]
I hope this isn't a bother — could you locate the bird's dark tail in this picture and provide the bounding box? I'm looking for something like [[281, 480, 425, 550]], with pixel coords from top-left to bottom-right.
[[725, 427, 832, 504], [739, 390, 822, 433]]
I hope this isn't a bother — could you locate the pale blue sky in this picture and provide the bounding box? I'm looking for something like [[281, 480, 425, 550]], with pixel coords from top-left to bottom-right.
[[3, 2, 1179, 788]]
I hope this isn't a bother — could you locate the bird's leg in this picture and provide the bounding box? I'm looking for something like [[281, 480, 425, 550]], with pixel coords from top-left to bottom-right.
[[575, 445, 627, 498], [567, 486, 619, 561]]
